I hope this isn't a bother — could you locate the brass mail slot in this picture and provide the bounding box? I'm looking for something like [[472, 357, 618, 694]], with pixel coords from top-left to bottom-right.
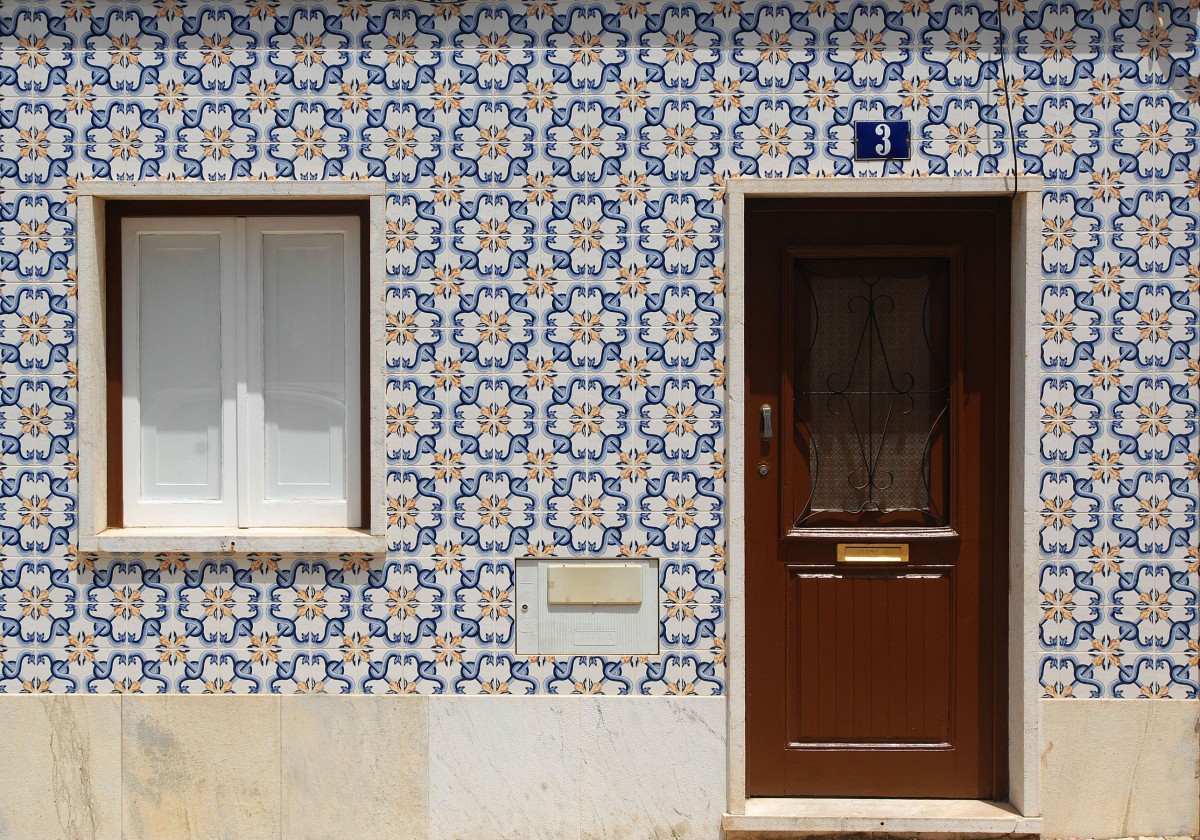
[[836, 543, 909, 563]]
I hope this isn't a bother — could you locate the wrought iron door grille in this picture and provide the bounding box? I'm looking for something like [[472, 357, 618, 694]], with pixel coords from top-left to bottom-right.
[[792, 257, 951, 529]]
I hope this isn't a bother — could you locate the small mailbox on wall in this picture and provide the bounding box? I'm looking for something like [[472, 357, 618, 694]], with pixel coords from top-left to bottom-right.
[[515, 557, 659, 656]]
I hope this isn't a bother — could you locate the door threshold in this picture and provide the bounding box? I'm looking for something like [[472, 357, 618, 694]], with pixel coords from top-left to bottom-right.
[[723, 798, 1042, 837]]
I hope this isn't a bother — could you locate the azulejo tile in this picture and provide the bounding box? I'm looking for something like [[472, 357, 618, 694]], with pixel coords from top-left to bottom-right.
[[1108, 654, 1198, 699], [0, 0, 1197, 698]]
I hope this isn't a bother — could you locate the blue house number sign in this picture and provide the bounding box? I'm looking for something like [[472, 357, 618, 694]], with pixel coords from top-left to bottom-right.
[[853, 121, 911, 161]]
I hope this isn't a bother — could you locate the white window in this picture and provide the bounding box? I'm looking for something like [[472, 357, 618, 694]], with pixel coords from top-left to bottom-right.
[[120, 215, 362, 528]]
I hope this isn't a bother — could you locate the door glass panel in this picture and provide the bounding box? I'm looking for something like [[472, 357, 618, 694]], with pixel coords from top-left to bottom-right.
[[792, 257, 950, 528]]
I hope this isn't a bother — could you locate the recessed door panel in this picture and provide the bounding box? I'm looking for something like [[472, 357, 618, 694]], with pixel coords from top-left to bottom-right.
[[786, 569, 952, 747], [744, 197, 1009, 799]]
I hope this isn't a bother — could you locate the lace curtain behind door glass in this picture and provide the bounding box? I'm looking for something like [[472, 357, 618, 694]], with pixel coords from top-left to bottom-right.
[[793, 258, 950, 526]]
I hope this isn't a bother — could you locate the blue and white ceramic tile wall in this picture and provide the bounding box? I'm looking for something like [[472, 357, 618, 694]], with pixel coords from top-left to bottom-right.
[[0, 0, 1194, 697]]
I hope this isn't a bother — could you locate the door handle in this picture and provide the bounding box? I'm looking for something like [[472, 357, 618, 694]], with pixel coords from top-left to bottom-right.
[[760, 404, 773, 441]]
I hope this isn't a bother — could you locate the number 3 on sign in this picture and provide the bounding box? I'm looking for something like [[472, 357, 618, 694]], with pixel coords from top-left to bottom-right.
[[875, 123, 891, 156], [853, 120, 910, 161]]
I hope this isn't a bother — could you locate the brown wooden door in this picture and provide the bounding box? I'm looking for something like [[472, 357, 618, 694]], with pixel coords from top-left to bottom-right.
[[744, 198, 1010, 799]]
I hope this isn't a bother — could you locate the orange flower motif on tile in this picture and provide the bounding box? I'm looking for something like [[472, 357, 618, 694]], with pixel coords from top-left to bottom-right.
[[293, 586, 327, 619], [203, 588, 234, 619], [341, 632, 373, 664], [1137, 309, 1171, 341], [948, 30, 979, 61], [109, 34, 140, 66], [945, 123, 974, 154], [853, 31, 885, 62], [432, 634, 465, 664], [1042, 122, 1075, 155], [666, 588, 697, 619], [1089, 637, 1122, 669], [479, 495, 512, 527], [757, 31, 789, 63], [570, 495, 604, 526], [1089, 544, 1122, 577], [1137, 403, 1170, 434], [434, 451, 464, 482], [1090, 357, 1123, 389], [1138, 25, 1170, 59], [1043, 309, 1075, 342], [478, 33, 510, 66], [1041, 589, 1075, 621], [20, 587, 50, 618], [157, 633, 189, 664], [111, 587, 143, 619], [388, 496, 419, 528], [1044, 217, 1075, 248], [480, 588, 509, 620], [1136, 591, 1170, 621], [1136, 497, 1171, 529], [18, 496, 48, 527], [1137, 215, 1171, 246], [434, 543, 465, 573], [1041, 496, 1075, 529], [1041, 27, 1076, 61], [565, 30, 603, 63], [294, 677, 325, 693], [1088, 451, 1122, 484]]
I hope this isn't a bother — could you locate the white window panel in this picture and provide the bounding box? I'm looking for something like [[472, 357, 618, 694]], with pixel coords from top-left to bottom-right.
[[244, 217, 361, 527], [122, 219, 238, 526]]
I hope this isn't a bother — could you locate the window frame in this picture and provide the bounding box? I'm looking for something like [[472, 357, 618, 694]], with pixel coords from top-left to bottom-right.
[[76, 185, 386, 555]]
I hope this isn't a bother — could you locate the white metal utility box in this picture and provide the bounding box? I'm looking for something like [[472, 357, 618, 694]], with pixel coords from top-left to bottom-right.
[[515, 557, 659, 656]]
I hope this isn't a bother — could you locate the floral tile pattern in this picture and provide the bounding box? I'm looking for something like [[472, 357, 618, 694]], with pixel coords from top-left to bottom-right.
[[0, 0, 1195, 697]]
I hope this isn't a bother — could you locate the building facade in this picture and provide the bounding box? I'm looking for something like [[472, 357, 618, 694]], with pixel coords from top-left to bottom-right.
[[0, 0, 1196, 838]]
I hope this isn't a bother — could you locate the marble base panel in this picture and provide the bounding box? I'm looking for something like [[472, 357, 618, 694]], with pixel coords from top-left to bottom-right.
[[428, 696, 726, 840], [0, 696, 122, 840], [1039, 699, 1200, 839], [0, 695, 724, 840], [6, 695, 1200, 839], [283, 696, 429, 840], [580, 699, 726, 840], [122, 696, 282, 840]]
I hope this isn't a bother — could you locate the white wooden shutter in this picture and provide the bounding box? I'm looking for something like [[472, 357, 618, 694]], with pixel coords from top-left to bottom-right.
[[243, 217, 361, 527], [121, 218, 238, 526]]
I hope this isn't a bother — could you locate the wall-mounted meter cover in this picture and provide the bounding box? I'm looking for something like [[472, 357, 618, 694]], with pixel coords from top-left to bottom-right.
[[515, 557, 659, 656]]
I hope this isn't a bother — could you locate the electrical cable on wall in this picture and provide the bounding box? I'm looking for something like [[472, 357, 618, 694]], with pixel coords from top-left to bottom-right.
[[995, 0, 1020, 198]]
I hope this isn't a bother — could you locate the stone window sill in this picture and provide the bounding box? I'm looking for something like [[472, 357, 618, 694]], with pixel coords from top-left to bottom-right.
[[83, 527, 386, 556]]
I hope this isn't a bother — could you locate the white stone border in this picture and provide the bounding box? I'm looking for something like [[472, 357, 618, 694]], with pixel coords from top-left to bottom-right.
[[75, 180, 388, 554], [723, 176, 1045, 823]]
